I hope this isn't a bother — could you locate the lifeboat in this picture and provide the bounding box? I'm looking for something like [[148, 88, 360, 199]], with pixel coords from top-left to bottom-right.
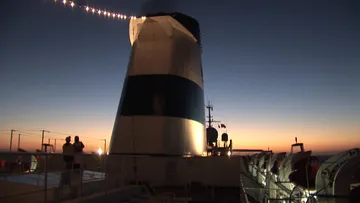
[[315, 148, 360, 203]]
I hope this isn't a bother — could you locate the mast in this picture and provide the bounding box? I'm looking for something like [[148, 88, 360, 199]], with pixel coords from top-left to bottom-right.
[[205, 101, 213, 127], [205, 101, 221, 128]]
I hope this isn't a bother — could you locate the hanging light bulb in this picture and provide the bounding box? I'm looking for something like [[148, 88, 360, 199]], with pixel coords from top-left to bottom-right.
[[50, 1, 136, 22]]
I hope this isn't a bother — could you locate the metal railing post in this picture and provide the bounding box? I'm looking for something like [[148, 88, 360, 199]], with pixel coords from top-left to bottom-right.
[[103, 154, 108, 195], [44, 154, 48, 203], [1, 171, 3, 199], [184, 158, 189, 195], [79, 162, 83, 202], [133, 156, 138, 185], [239, 157, 250, 203], [211, 158, 215, 200], [121, 157, 125, 187]]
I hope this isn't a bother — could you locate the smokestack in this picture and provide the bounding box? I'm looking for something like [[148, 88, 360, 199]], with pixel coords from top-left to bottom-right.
[[109, 11, 205, 156]]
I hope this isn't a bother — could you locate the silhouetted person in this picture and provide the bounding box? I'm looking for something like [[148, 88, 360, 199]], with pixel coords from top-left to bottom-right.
[[62, 136, 74, 167], [61, 136, 74, 186], [73, 136, 84, 153], [73, 136, 84, 171]]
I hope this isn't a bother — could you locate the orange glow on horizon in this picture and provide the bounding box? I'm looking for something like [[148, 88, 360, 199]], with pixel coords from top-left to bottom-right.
[[0, 128, 110, 153], [0, 118, 359, 154], [228, 121, 360, 154]]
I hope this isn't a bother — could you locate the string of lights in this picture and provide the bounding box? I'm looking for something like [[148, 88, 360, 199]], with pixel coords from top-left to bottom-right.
[[53, 0, 146, 21]]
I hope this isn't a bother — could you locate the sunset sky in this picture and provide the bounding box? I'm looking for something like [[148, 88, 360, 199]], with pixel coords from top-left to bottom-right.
[[1, 0, 359, 154]]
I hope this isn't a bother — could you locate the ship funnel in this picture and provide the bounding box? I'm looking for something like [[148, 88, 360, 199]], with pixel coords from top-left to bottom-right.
[[109, 12, 205, 156]]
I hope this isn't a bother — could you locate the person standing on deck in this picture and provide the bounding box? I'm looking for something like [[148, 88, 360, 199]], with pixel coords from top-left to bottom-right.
[[61, 136, 74, 186], [67, 136, 85, 197], [73, 136, 85, 172]]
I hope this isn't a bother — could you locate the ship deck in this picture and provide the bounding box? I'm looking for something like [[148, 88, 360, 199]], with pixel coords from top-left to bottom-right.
[[0, 152, 259, 203]]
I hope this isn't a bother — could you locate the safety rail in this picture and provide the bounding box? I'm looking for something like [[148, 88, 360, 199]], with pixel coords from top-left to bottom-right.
[[0, 152, 249, 203], [1, 152, 109, 203]]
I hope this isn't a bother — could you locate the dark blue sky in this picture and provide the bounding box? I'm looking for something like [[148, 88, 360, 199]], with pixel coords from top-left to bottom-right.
[[1, 0, 359, 152]]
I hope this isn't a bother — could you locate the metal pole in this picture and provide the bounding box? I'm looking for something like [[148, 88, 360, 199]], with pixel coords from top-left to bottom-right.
[[104, 139, 107, 154], [239, 173, 249, 203], [41, 130, 45, 151], [41, 130, 50, 151], [79, 163, 83, 201], [17, 134, 21, 150], [103, 154, 108, 195], [9, 129, 15, 152], [44, 153, 48, 202], [48, 138, 50, 144], [54, 139, 57, 153]]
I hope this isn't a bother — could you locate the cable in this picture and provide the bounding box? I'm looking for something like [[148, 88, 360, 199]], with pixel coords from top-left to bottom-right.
[[51, 0, 146, 21], [47, 131, 102, 140], [80, 136, 105, 140], [16, 131, 42, 137], [4, 129, 107, 146], [47, 131, 73, 136], [17, 130, 43, 132], [19, 134, 40, 138]]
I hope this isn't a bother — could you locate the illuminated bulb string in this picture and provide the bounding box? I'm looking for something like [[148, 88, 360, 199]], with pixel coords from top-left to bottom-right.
[[54, 0, 146, 21]]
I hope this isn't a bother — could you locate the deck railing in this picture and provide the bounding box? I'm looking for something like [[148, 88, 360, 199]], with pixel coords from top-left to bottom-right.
[[0, 152, 249, 203]]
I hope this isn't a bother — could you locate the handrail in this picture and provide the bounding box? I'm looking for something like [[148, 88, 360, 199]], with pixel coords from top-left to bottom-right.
[[0, 152, 98, 156], [1, 157, 107, 201], [0, 187, 49, 200], [239, 173, 249, 203], [1, 171, 106, 197], [2, 152, 249, 203]]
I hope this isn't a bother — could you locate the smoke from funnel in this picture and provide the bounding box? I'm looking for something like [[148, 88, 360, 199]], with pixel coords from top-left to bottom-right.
[[141, 0, 178, 15]]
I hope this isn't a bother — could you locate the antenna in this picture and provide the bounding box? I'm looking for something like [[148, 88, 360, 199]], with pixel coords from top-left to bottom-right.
[[205, 101, 214, 127], [295, 137, 298, 143], [205, 101, 220, 127], [225, 117, 228, 133]]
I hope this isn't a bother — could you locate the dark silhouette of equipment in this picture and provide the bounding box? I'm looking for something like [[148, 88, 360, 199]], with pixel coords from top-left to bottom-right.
[[205, 102, 232, 156], [206, 127, 218, 147], [221, 133, 228, 147]]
